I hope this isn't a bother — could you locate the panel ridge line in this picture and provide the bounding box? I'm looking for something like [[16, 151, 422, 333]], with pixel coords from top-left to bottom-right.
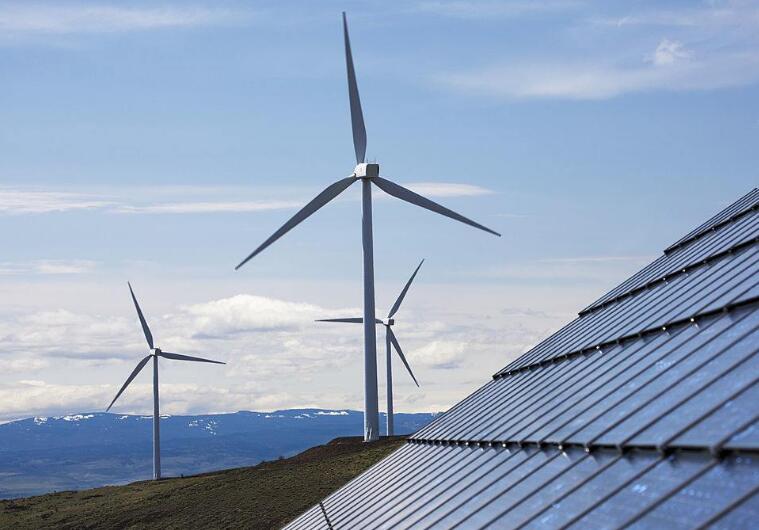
[[495, 294, 759, 379], [665, 196, 758, 255], [579, 235, 758, 318]]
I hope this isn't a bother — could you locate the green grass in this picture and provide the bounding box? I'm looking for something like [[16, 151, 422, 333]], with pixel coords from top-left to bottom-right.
[[0, 436, 405, 529]]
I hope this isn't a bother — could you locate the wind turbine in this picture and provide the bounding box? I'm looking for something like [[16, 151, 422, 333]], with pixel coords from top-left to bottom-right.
[[235, 13, 499, 442], [317, 259, 424, 436], [106, 282, 225, 480]]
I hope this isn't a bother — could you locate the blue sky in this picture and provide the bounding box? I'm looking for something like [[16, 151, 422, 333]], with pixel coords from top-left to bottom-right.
[[0, 0, 757, 422]]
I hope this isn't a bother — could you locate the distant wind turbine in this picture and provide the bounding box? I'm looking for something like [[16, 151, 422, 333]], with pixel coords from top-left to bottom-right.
[[317, 259, 425, 436], [106, 282, 225, 480], [235, 13, 499, 442]]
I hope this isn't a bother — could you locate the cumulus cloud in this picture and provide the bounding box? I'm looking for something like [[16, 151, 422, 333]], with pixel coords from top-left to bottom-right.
[[0, 292, 558, 421], [0, 309, 135, 359], [0, 359, 50, 373], [0, 379, 286, 421], [0, 380, 112, 421], [0, 294, 358, 360], [411, 340, 468, 369], [0, 292, 362, 420], [169, 294, 359, 340]]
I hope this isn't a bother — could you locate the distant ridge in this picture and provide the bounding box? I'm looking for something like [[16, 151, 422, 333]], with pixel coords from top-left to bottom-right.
[[0, 409, 436, 498]]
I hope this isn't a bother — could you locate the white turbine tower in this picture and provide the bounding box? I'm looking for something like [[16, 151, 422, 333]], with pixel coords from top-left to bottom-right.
[[106, 282, 225, 480], [235, 13, 499, 442], [317, 259, 425, 436]]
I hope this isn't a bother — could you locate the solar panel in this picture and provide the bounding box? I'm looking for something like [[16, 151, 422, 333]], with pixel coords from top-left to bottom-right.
[[283, 188, 759, 529]]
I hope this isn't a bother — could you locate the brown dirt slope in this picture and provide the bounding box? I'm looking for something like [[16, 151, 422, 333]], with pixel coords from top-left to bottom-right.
[[0, 436, 405, 530]]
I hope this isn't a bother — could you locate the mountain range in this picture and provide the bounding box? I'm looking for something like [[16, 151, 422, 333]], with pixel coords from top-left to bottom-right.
[[0, 409, 436, 499]]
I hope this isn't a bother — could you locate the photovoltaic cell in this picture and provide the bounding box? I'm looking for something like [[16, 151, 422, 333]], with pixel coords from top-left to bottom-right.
[[625, 453, 759, 529], [283, 445, 746, 530], [707, 489, 759, 530], [284, 189, 759, 529], [585, 207, 759, 313], [500, 243, 759, 374], [413, 305, 759, 450], [666, 188, 759, 253]]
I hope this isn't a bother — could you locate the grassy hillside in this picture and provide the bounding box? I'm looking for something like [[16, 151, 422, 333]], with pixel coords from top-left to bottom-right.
[[0, 436, 405, 529]]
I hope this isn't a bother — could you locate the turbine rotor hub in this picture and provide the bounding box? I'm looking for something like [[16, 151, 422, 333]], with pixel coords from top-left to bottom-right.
[[354, 163, 379, 179], [386, 318, 395, 326]]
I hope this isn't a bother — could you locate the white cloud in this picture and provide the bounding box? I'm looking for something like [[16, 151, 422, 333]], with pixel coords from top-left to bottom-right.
[[0, 294, 358, 360], [0, 359, 50, 373], [174, 294, 358, 337], [113, 200, 303, 215], [438, 1, 759, 100], [0, 190, 112, 214], [403, 182, 494, 198], [650, 39, 691, 66], [0, 377, 324, 422], [0, 380, 112, 421], [593, 3, 759, 31], [0, 309, 135, 359], [0, 5, 243, 34], [0, 259, 99, 275], [0, 185, 494, 215], [0, 288, 556, 420], [411, 340, 468, 369], [440, 50, 759, 100]]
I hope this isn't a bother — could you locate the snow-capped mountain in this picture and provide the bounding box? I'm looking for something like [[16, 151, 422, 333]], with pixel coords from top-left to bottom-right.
[[0, 409, 436, 499]]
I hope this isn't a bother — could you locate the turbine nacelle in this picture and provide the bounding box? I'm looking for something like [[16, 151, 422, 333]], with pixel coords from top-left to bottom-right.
[[383, 318, 395, 326], [354, 163, 379, 179]]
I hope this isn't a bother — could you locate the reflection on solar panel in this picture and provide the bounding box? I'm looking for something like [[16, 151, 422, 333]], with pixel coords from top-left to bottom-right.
[[284, 188, 759, 529]]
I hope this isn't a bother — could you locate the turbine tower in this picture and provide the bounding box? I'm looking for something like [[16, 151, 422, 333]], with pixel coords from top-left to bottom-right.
[[235, 13, 500, 442], [317, 259, 425, 436], [106, 282, 225, 480]]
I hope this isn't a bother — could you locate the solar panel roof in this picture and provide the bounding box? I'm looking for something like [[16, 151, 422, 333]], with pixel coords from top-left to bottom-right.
[[284, 188, 759, 530]]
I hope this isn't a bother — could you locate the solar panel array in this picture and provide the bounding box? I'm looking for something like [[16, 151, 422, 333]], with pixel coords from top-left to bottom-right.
[[284, 189, 759, 529]]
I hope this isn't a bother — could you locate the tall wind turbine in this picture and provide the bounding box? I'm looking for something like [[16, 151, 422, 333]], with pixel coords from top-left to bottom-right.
[[317, 259, 424, 436], [235, 13, 499, 442], [106, 282, 225, 480]]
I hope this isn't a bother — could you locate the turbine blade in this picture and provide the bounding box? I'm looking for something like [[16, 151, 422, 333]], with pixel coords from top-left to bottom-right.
[[373, 177, 501, 237], [343, 12, 367, 164], [388, 259, 424, 319], [315, 317, 384, 324], [106, 354, 152, 412], [388, 328, 420, 387], [128, 282, 154, 349], [158, 351, 225, 364], [235, 177, 356, 270]]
